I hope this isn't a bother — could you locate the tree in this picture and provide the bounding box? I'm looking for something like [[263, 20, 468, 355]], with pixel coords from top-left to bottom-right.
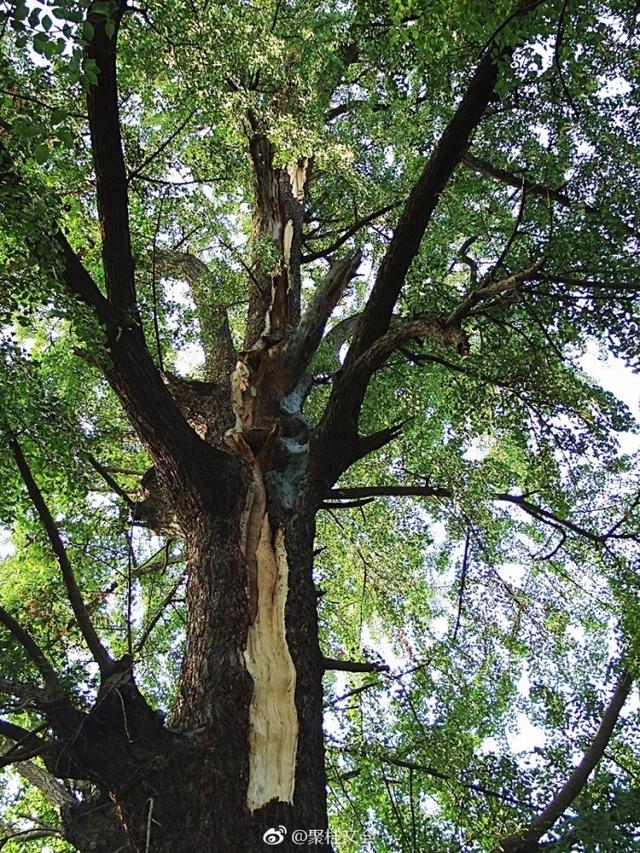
[[0, 0, 639, 850]]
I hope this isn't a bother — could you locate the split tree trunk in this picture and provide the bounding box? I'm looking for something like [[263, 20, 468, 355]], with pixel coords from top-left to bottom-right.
[[42, 129, 340, 852]]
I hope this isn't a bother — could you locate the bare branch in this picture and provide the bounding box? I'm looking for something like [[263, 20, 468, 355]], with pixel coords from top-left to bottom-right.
[[0, 607, 61, 696], [285, 250, 362, 381], [302, 205, 397, 263], [86, 454, 136, 510], [497, 669, 634, 852], [128, 108, 197, 182], [8, 434, 114, 675], [323, 658, 390, 674]]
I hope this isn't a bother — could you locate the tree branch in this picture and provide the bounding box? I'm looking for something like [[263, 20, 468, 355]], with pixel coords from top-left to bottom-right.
[[154, 248, 237, 381], [86, 454, 136, 510], [0, 677, 49, 707], [284, 250, 362, 381], [308, 2, 540, 490], [323, 658, 390, 673], [128, 108, 197, 182], [0, 607, 62, 696], [0, 825, 63, 846], [8, 433, 114, 675], [0, 721, 51, 768], [462, 152, 640, 241], [329, 485, 451, 500], [0, 735, 75, 809], [345, 3, 536, 365], [301, 204, 397, 263], [85, 2, 136, 313], [326, 485, 628, 546], [497, 669, 634, 852], [446, 263, 542, 328]]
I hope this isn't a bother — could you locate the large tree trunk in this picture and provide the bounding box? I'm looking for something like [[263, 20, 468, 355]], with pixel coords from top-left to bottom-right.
[[41, 120, 334, 851], [50, 498, 329, 852]]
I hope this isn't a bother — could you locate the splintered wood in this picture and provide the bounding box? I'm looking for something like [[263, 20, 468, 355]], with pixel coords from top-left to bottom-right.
[[243, 523, 297, 811], [229, 404, 298, 812]]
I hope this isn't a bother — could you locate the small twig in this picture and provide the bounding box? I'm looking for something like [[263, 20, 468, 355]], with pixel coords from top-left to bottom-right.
[[452, 531, 471, 643], [144, 797, 154, 852]]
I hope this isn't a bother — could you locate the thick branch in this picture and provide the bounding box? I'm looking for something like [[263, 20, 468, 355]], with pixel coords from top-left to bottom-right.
[[446, 263, 542, 327], [8, 434, 113, 675], [497, 670, 634, 852], [309, 3, 540, 490], [0, 721, 50, 768], [285, 250, 362, 381], [0, 677, 49, 707], [346, 6, 533, 364], [0, 607, 61, 696], [86, 2, 136, 313]]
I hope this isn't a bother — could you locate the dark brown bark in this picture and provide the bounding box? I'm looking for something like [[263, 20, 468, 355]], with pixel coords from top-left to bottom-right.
[[45, 504, 328, 853]]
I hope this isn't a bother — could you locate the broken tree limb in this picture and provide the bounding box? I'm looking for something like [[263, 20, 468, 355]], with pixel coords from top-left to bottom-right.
[[284, 249, 362, 382]]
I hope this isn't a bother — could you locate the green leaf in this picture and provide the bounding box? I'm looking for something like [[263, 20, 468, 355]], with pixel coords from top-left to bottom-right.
[[33, 143, 49, 164]]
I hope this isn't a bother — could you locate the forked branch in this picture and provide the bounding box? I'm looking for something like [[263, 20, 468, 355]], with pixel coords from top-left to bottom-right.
[[345, 1, 539, 364]]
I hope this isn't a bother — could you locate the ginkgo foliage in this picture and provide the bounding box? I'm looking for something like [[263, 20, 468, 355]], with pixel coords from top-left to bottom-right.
[[0, 0, 639, 851]]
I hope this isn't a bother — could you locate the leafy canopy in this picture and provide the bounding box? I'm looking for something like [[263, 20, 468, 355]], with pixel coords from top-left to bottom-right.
[[1, 0, 640, 850]]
